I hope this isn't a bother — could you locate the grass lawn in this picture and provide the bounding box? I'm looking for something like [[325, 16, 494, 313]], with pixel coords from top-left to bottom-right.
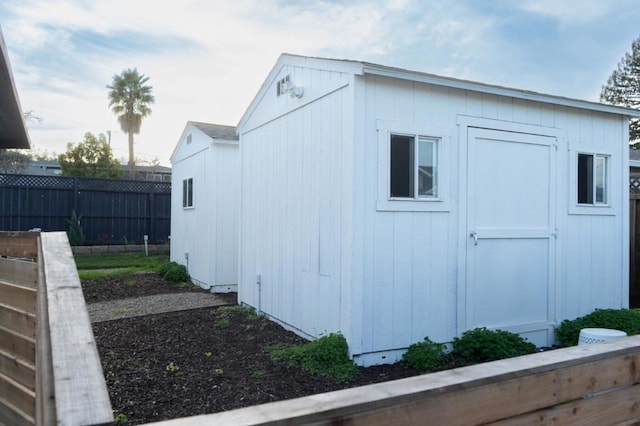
[[74, 252, 169, 280]]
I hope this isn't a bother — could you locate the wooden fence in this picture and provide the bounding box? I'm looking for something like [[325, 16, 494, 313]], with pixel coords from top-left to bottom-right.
[[0, 231, 112, 426], [152, 336, 640, 425], [0, 174, 171, 245]]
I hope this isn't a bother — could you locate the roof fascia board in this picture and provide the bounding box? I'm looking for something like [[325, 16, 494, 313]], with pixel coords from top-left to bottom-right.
[[362, 65, 640, 118], [237, 54, 364, 130], [0, 26, 30, 148]]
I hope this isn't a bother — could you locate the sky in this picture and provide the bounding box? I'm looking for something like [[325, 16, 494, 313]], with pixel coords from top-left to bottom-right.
[[1, 0, 639, 166]]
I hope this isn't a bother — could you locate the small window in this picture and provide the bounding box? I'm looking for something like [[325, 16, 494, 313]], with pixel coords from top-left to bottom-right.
[[182, 178, 193, 208], [577, 153, 608, 205], [390, 134, 438, 199]]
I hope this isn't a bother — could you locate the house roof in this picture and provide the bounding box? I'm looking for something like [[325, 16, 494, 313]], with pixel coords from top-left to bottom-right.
[[170, 121, 238, 163], [0, 26, 29, 149], [128, 164, 171, 173], [630, 148, 640, 169], [190, 121, 238, 141], [239, 53, 640, 130]]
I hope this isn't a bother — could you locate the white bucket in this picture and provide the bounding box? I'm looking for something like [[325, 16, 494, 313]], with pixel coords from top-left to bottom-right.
[[578, 328, 627, 346]]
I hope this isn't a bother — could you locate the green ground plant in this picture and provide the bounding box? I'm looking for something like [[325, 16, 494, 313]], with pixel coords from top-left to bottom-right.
[[452, 328, 536, 363], [218, 305, 259, 319], [266, 333, 359, 381], [555, 309, 640, 347], [158, 261, 190, 283], [214, 319, 230, 329], [113, 413, 128, 424], [401, 337, 446, 372]]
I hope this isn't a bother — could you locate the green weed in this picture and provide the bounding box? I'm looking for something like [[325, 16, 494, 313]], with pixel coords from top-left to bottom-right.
[[215, 319, 230, 329], [266, 333, 358, 381]]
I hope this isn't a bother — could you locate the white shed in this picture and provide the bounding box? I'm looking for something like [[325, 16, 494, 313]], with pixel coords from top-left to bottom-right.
[[237, 54, 640, 366], [170, 121, 239, 293]]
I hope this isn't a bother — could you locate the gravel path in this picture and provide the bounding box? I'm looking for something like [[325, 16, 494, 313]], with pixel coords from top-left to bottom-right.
[[87, 292, 231, 323]]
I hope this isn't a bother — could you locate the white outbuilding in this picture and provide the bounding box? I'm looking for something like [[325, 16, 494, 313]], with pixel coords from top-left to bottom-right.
[[237, 54, 640, 366], [170, 121, 239, 293]]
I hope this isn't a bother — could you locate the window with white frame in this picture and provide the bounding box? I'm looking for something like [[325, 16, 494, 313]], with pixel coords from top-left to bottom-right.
[[376, 120, 450, 212], [182, 178, 193, 208], [389, 133, 439, 199], [577, 153, 608, 205]]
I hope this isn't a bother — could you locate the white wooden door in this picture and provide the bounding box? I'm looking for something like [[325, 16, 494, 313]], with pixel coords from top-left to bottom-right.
[[465, 127, 556, 347]]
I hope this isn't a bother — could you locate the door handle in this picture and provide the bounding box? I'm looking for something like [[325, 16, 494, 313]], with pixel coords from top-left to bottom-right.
[[469, 231, 478, 246]]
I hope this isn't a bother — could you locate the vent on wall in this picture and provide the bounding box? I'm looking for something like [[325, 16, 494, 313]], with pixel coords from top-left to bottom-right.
[[186, 134, 192, 144], [276, 74, 304, 99], [277, 75, 291, 97]]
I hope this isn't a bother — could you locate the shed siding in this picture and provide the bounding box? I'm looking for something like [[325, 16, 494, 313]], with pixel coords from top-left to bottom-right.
[[171, 125, 239, 289], [213, 143, 240, 285], [239, 80, 353, 342], [354, 74, 628, 360], [171, 128, 214, 287], [238, 56, 630, 364], [357, 76, 460, 357]]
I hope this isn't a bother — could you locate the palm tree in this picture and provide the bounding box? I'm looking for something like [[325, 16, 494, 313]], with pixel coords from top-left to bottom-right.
[[107, 68, 155, 175]]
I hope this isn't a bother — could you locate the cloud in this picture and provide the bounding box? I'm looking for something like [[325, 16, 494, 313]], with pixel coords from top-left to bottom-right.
[[2, 0, 640, 165]]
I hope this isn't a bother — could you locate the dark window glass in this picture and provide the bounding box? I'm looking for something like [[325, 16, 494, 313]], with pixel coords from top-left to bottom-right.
[[577, 153, 593, 204], [390, 134, 414, 198]]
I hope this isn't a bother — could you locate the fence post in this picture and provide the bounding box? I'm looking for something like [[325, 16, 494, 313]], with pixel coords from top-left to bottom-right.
[[149, 190, 155, 244], [73, 177, 79, 215]]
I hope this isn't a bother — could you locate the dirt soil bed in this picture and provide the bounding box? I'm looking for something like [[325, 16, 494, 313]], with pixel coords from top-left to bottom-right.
[[85, 273, 420, 424]]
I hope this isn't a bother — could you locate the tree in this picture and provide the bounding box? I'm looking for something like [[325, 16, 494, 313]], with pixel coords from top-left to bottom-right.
[[58, 132, 123, 178], [0, 149, 30, 173], [600, 36, 640, 146], [23, 110, 43, 124], [106, 68, 155, 175]]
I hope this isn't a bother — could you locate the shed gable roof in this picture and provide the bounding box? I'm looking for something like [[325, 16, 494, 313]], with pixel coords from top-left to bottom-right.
[[170, 121, 238, 163], [190, 121, 238, 141], [238, 53, 640, 131]]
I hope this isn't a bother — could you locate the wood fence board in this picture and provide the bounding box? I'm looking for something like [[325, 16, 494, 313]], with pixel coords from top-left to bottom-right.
[[495, 384, 640, 425], [0, 233, 38, 259], [151, 336, 640, 426], [35, 240, 55, 426], [40, 232, 113, 425], [0, 281, 36, 314], [0, 373, 35, 418], [0, 258, 37, 289], [0, 326, 35, 364], [0, 303, 35, 339], [0, 397, 33, 426], [0, 348, 34, 391]]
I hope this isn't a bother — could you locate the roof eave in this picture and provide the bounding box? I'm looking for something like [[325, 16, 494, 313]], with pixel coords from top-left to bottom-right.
[[0, 26, 30, 149], [362, 65, 640, 118]]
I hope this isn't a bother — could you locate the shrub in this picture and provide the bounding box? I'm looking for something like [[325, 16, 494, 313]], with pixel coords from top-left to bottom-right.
[[157, 261, 172, 276], [159, 261, 190, 283], [66, 210, 85, 246], [555, 309, 640, 347], [401, 337, 446, 372], [452, 328, 536, 363], [266, 333, 358, 381]]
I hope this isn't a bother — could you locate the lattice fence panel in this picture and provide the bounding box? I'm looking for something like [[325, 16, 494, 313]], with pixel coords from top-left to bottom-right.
[[631, 174, 640, 194], [0, 174, 74, 189]]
